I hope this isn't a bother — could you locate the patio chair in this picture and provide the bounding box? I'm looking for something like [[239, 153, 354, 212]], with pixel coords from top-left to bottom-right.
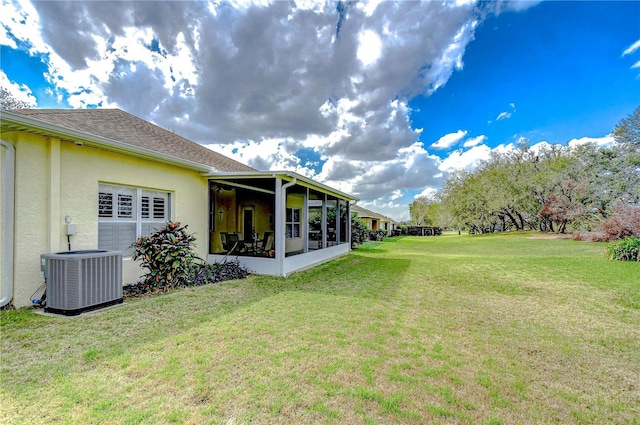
[[254, 231, 273, 256], [224, 232, 246, 254]]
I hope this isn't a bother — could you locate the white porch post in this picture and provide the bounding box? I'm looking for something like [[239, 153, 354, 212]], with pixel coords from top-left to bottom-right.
[[303, 187, 309, 253], [321, 194, 327, 249], [277, 176, 297, 276], [335, 200, 341, 244], [347, 202, 352, 247], [275, 177, 284, 275]]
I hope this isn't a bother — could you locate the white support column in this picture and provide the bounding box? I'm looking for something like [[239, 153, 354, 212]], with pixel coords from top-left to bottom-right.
[[303, 187, 309, 253], [347, 202, 352, 247], [335, 200, 341, 244], [321, 194, 327, 250], [274, 177, 284, 274], [277, 176, 297, 276]]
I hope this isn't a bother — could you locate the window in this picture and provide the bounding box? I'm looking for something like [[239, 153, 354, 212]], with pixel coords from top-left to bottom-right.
[[141, 196, 150, 218], [153, 197, 166, 219], [98, 192, 113, 217], [286, 207, 300, 239], [98, 184, 170, 255], [117, 194, 133, 218]]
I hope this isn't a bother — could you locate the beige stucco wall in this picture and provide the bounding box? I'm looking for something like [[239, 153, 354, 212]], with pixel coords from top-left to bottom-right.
[[1, 140, 15, 307], [4, 130, 208, 308]]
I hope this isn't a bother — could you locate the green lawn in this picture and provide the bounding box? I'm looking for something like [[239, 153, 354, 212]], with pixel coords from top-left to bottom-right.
[[1, 232, 639, 424]]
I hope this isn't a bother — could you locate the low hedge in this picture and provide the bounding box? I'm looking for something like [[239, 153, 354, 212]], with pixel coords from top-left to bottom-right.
[[606, 236, 640, 262]]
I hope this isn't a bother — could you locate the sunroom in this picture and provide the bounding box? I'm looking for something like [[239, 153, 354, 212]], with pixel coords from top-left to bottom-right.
[[206, 171, 357, 276]]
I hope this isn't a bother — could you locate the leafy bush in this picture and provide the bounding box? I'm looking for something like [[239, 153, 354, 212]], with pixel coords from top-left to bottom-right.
[[368, 230, 387, 241], [131, 221, 198, 290], [189, 260, 250, 287], [128, 221, 250, 297], [351, 215, 369, 247], [606, 236, 640, 262]]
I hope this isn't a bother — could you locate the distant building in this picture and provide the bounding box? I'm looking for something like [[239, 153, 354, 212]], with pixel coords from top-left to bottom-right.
[[351, 204, 399, 233]]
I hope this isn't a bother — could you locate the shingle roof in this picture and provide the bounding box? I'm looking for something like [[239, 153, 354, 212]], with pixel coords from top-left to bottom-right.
[[9, 109, 255, 172], [352, 204, 398, 223]]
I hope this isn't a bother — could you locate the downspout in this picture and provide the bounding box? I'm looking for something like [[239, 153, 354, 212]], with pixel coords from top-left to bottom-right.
[[278, 177, 297, 276]]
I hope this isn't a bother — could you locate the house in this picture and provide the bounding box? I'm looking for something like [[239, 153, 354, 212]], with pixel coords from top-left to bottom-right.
[[0, 108, 357, 308], [351, 204, 398, 234]]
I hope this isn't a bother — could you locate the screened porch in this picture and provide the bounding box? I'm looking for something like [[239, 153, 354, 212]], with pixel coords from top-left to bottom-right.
[[206, 172, 356, 276]]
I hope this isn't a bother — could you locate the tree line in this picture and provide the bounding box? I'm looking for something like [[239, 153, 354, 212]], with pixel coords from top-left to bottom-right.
[[411, 107, 640, 239]]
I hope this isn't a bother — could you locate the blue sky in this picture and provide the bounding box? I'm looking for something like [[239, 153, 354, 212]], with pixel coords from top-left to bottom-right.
[[413, 1, 639, 160], [1, 0, 639, 221]]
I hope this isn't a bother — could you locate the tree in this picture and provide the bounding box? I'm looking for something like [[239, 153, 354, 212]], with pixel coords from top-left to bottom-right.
[[409, 196, 437, 225], [614, 106, 640, 148], [438, 169, 496, 233], [0, 86, 32, 109], [433, 107, 640, 237], [612, 106, 640, 204]]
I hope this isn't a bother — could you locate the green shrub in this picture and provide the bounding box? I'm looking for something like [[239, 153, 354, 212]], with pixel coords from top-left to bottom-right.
[[351, 215, 369, 247], [129, 221, 250, 296], [605, 236, 640, 261], [368, 229, 387, 241], [131, 221, 198, 290]]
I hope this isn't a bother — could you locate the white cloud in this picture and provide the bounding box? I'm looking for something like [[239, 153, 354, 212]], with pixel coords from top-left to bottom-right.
[[3, 0, 489, 206], [496, 111, 511, 121], [505, 1, 542, 12], [439, 142, 517, 172], [463, 134, 487, 147], [390, 190, 403, 200], [416, 187, 438, 199], [622, 39, 640, 56], [431, 130, 468, 149], [356, 0, 384, 17], [439, 144, 491, 172], [568, 135, 615, 149], [357, 30, 382, 66], [0, 70, 37, 106], [494, 102, 516, 122], [488, 0, 542, 14], [206, 137, 319, 179]]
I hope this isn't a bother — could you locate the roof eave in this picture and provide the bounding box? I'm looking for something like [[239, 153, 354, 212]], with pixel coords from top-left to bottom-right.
[[1, 110, 215, 173], [205, 170, 359, 201]]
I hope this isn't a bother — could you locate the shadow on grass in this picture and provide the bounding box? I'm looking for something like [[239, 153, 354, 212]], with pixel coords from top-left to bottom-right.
[[0, 253, 411, 395], [266, 253, 410, 300]]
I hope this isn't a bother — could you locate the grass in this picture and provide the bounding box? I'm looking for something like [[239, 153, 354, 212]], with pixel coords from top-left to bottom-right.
[[1, 232, 639, 424]]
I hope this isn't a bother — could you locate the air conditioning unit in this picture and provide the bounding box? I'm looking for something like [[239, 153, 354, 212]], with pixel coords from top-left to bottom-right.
[[41, 250, 123, 316]]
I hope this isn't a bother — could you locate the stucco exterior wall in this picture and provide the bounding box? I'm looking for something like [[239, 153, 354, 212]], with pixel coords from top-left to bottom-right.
[[6, 130, 208, 308]]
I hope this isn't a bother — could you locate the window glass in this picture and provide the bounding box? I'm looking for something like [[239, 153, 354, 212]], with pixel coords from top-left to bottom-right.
[[286, 207, 301, 239], [117, 194, 133, 218], [98, 192, 113, 218], [141, 196, 150, 219], [153, 197, 165, 219]]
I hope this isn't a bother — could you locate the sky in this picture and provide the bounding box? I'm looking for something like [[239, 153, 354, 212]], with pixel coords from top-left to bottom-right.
[[1, 0, 639, 221]]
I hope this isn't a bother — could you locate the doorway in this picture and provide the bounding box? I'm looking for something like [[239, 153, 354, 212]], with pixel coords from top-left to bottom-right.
[[242, 207, 254, 243]]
